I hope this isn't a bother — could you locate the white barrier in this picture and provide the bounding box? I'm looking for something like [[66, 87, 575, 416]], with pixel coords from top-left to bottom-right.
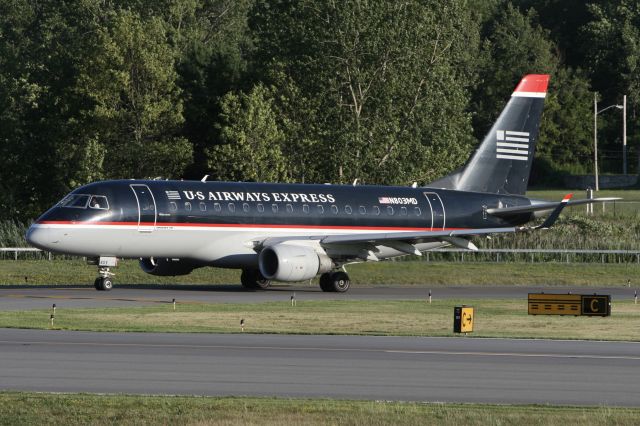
[[2, 247, 640, 263]]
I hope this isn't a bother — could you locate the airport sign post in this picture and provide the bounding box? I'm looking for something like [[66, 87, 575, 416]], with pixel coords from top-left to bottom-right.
[[453, 306, 474, 333], [528, 293, 611, 317]]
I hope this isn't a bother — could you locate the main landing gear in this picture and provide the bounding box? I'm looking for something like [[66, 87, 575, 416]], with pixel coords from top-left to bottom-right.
[[319, 271, 350, 293], [92, 257, 117, 291], [241, 269, 271, 290]]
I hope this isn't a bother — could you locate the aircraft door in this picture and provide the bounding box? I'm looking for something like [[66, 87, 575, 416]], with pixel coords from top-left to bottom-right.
[[423, 192, 445, 230], [130, 184, 157, 232]]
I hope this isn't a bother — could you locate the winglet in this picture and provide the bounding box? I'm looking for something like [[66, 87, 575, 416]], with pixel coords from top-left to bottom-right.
[[535, 193, 573, 230]]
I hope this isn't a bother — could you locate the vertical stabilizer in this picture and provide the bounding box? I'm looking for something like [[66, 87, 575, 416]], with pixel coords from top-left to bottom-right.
[[429, 74, 549, 195]]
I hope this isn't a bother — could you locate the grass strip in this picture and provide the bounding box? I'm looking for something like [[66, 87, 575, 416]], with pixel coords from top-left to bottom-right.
[[2, 260, 640, 287], [1, 299, 638, 341], [0, 392, 639, 426]]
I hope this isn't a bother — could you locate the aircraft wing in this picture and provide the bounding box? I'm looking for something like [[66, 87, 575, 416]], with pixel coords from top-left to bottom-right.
[[257, 226, 519, 257], [255, 194, 582, 258]]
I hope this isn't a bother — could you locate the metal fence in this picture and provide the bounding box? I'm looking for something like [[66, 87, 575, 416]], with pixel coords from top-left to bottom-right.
[[3, 247, 640, 264], [1, 248, 52, 261], [419, 248, 640, 264]]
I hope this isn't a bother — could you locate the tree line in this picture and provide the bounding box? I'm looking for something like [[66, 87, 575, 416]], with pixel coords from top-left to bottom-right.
[[1, 0, 638, 221]]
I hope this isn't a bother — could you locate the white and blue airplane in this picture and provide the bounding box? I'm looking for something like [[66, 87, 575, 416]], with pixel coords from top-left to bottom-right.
[[26, 75, 616, 292]]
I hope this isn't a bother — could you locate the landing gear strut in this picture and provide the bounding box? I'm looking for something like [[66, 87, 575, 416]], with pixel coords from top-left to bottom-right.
[[94, 267, 114, 291], [92, 257, 117, 291], [241, 269, 271, 290], [319, 271, 350, 293]]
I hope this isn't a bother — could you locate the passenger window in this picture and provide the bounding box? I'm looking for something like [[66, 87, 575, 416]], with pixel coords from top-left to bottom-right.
[[303, 204, 310, 214], [214, 203, 221, 212], [228, 203, 235, 213], [345, 205, 352, 215], [331, 205, 339, 214], [400, 207, 407, 216], [257, 204, 264, 213], [169, 202, 177, 212], [387, 206, 394, 215], [199, 202, 206, 212], [317, 205, 324, 214], [414, 207, 421, 216], [243, 203, 250, 213], [185, 202, 192, 211], [359, 206, 366, 215], [286, 204, 293, 213], [89, 195, 109, 210], [373, 206, 380, 215], [272, 204, 278, 213]]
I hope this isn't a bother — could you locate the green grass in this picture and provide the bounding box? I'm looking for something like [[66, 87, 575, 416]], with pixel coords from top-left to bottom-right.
[[1, 392, 639, 425], [2, 259, 640, 287], [2, 299, 639, 340]]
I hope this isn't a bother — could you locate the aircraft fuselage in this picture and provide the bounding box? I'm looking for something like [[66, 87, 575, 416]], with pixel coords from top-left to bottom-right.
[[27, 180, 532, 267]]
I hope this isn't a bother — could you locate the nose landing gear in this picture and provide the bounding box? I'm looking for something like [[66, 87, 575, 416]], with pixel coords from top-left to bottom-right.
[[94, 268, 114, 291], [91, 257, 118, 291]]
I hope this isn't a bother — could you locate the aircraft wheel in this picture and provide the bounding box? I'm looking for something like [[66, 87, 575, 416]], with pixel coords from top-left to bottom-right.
[[102, 277, 113, 291], [319, 273, 333, 292], [94, 277, 113, 291], [241, 269, 270, 290], [330, 271, 350, 293], [320, 271, 350, 293]]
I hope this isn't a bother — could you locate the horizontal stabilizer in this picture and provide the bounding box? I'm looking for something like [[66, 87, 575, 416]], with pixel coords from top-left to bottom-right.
[[534, 193, 572, 230], [486, 197, 621, 217]]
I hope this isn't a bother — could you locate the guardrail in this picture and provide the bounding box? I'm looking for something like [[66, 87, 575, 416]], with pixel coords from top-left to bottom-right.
[[0, 248, 51, 261], [420, 248, 640, 264], [3, 247, 640, 264]]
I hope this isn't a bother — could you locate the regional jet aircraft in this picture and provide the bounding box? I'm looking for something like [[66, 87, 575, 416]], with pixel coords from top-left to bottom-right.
[[26, 75, 615, 292]]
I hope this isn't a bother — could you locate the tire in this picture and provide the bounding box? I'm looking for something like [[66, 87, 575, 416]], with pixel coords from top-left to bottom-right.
[[102, 278, 113, 291], [241, 269, 270, 290], [240, 270, 257, 289], [330, 271, 350, 293], [319, 273, 333, 292], [94, 278, 102, 291]]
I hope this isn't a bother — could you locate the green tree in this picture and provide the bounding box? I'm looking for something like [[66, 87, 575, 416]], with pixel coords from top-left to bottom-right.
[[81, 9, 192, 179], [581, 1, 640, 173], [206, 84, 288, 182], [471, 3, 558, 139], [0, 0, 110, 219], [536, 68, 594, 175], [251, 0, 481, 185]]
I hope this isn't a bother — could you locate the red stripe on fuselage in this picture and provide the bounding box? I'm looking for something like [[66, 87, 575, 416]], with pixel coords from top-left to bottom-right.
[[36, 220, 468, 232]]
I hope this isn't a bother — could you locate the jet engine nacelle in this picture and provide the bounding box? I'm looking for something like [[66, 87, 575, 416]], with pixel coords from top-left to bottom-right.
[[258, 244, 333, 282], [139, 257, 195, 276]]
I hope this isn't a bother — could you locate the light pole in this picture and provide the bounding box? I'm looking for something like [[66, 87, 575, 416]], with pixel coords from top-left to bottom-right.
[[623, 95, 627, 175], [593, 94, 623, 191]]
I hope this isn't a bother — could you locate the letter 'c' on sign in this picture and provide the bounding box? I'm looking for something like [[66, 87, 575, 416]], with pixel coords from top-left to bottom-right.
[[590, 299, 599, 312]]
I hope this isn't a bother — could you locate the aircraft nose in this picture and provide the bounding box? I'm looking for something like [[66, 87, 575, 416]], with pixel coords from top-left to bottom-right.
[[25, 224, 52, 250]]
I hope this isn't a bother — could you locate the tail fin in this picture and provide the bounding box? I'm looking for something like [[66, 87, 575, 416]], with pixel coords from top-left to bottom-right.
[[429, 74, 550, 195]]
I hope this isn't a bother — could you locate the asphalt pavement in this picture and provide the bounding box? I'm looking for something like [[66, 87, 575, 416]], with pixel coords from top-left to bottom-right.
[[1, 329, 638, 406]]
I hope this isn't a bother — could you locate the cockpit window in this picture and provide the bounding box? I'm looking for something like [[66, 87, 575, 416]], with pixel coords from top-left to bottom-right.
[[89, 195, 109, 210], [59, 194, 90, 209], [58, 194, 109, 210]]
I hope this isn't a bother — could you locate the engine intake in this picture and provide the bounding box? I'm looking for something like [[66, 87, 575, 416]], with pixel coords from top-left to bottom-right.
[[259, 244, 333, 282], [139, 257, 196, 276]]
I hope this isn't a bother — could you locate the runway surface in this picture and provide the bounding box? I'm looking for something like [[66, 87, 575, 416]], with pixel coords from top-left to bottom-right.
[[1, 328, 639, 406], [0, 284, 637, 310]]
